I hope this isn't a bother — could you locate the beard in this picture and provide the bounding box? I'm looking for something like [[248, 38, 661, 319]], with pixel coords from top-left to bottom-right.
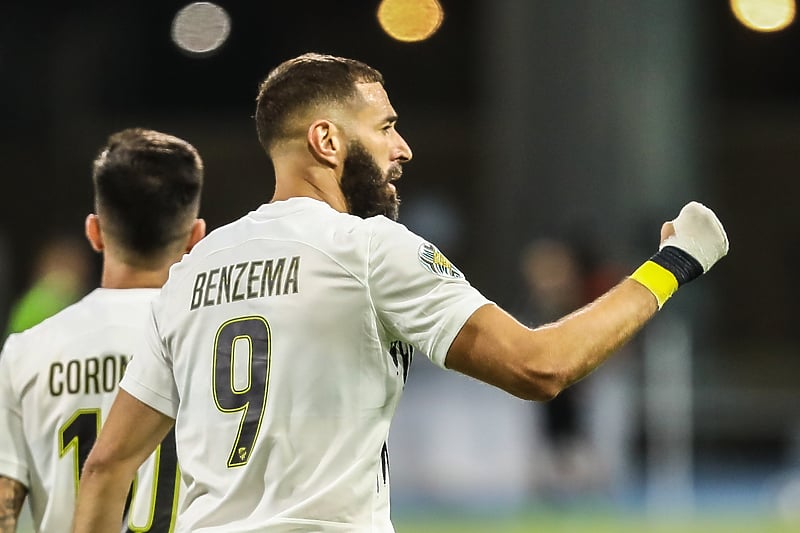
[[340, 140, 401, 221]]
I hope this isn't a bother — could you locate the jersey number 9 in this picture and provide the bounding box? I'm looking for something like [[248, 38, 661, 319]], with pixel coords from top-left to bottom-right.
[[212, 315, 272, 468]]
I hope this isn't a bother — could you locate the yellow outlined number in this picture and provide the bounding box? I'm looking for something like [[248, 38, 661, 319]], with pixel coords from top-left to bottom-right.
[[58, 410, 179, 532], [58, 408, 101, 497], [126, 428, 180, 532], [212, 315, 271, 468]]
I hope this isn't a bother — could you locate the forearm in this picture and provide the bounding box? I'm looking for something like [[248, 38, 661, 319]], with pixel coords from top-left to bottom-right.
[[73, 390, 175, 533], [534, 277, 657, 389], [0, 476, 26, 533], [447, 201, 727, 403], [447, 279, 657, 402], [72, 463, 135, 533]]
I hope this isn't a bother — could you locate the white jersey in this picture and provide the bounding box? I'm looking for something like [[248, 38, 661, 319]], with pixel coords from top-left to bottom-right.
[[121, 197, 491, 532], [0, 288, 181, 533]]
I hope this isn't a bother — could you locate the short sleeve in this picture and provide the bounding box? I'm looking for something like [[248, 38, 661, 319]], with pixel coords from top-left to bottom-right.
[[367, 218, 492, 368], [0, 337, 30, 486], [119, 304, 179, 418]]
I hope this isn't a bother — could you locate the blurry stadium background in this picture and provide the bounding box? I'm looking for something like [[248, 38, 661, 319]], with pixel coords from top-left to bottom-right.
[[2, 1, 800, 531]]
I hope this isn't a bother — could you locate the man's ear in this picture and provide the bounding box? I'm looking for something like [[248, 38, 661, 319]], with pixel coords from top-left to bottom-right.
[[307, 119, 343, 167], [84, 214, 104, 252], [185, 219, 206, 253]]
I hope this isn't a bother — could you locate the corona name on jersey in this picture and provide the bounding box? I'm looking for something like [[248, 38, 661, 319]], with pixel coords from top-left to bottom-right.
[[190, 255, 301, 310], [48, 354, 129, 396]]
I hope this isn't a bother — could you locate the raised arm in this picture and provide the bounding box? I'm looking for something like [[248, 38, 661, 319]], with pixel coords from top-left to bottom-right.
[[446, 201, 729, 401], [72, 390, 174, 533], [0, 476, 26, 533]]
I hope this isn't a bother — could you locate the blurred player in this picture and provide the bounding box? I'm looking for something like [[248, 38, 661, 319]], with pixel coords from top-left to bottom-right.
[[72, 54, 729, 532], [4, 234, 93, 337], [0, 128, 205, 532]]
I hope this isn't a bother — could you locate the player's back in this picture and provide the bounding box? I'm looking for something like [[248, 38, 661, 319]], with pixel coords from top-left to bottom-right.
[[0, 288, 180, 533], [146, 198, 415, 531]]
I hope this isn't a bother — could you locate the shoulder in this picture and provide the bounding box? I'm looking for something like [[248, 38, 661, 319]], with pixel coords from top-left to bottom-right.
[[3, 293, 90, 348], [1, 290, 157, 364], [0, 296, 84, 372], [363, 213, 418, 235], [165, 201, 388, 282], [363, 216, 437, 260], [362, 215, 428, 252]]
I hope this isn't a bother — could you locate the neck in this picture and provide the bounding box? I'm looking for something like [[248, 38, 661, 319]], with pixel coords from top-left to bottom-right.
[[271, 156, 348, 213], [99, 253, 173, 289], [271, 180, 348, 213]]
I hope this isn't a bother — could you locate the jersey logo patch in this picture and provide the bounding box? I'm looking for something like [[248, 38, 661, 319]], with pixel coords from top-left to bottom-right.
[[418, 242, 464, 279]]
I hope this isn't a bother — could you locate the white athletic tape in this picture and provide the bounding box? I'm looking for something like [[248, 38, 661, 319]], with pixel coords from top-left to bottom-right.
[[659, 201, 729, 273]]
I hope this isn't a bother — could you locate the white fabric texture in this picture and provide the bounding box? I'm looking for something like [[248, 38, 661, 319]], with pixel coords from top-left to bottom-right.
[[122, 198, 491, 532], [0, 288, 180, 533]]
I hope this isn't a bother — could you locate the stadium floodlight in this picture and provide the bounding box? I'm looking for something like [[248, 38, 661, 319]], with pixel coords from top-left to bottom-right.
[[171, 2, 231, 56], [730, 0, 796, 32], [377, 0, 444, 42]]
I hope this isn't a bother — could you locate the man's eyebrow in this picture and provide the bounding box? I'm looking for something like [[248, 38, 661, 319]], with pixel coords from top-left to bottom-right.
[[383, 114, 398, 124]]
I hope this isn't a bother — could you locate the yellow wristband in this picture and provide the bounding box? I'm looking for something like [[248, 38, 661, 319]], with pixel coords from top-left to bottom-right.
[[630, 260, 679, 309]]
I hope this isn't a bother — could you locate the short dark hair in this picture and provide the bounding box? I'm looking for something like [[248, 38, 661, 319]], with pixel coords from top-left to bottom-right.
[[92, 128, 203, 261], [255, 53, 384, 154]]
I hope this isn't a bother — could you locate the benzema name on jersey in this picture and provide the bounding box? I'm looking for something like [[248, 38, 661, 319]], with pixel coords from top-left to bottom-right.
[[190, 255, 301, 310]]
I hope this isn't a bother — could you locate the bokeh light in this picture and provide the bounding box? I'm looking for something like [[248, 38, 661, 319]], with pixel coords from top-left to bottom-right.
[[730, 0, 796, 32], [171, 2, 231, 55], [377, 0, 444, 43]]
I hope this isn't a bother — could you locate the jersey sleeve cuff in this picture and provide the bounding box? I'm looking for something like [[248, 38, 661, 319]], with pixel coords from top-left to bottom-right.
[[0, 457, 28, 488], [429, 295, 494, 369], [119, 374, 178, 419]]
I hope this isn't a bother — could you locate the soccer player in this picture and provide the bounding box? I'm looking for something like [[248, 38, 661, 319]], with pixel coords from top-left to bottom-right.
[[4, 234, 92, 336], [72, 54, 729, 532], [0, 128, 205, 532]]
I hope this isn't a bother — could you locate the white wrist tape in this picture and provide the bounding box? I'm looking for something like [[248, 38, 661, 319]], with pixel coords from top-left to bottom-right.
[[630, 201, 729, 308], [660, 201, 729, 273]]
